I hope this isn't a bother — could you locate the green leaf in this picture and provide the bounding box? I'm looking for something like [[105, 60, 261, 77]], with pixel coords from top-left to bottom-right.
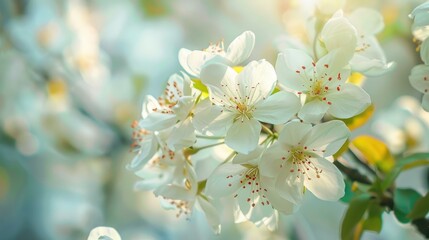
[[272, 86, 281, 94], [192, 79, 209, 98], [407, 192, 429, 220], [382, 153, 429, 190], [341, 179, 355, 203], [362, 203, 384, 233], [393, 188, 422, 223], [341, 193, 372, 240]]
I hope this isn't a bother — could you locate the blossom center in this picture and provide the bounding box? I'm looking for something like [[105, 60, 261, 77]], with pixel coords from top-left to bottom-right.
[[204, 41, 225, 55], [225, 166, 270, 208], [280, 146, 323, 181], [308, 80, 327, 97]]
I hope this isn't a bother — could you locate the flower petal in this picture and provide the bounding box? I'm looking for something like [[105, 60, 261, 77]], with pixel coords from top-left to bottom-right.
[[276, 50, 313, 91], [134, 162, 174, 191], [298, 99, 329, 123], [259, 143, 289, 178], [326, 83, 371, 119], [197, 196, 221, 234], [278, 121, 312, 147], [186, 50, 216, 77], [275, 165, 305, 205], [154, 184, 195, 202], [421, 38, 429, 65], [179, 48, 198, 77], [88, 227, 121, 240], [303, 120, 350, 156], [167, 118, 196, 151], [226, 31, 255, 65], [350, 36, 394, 76], [205, 163, 245, 198], [225, 118, 262, 154], [253, 91, 301, 124], [139, 96, 177, 131], [262, 176, 298, 215], [236, 60, 277, 104], [127, 133, 158, 171], [304, 158, 345, 201], [348, 8, 384, 35], [194, 105, 235, 136], [316, 49, 351, 80], [173, 96, 194, 121], [233, 146, 263, 164], [320, 12, 357, 65], [200, 62, 238, 88], [409, 64, 429, 94], [422, 94, 429, 112]]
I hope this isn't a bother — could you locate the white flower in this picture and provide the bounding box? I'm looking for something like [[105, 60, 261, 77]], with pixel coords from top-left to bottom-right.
[[127, 120, 159, 171], [276, 49, 371, 123], [87, 226, 121, 240], [409, 2, 429, 41], [205, 148, 295, 230], [139, 73, 197, 150], [133, 137, 190, 192], [409, 64, 429, 111], [347, 8, 395, 76], [154, 161, 221, 234], [179, 31, 255, 77], [420, 38, 429, 65], [318, 10, 358, 68], [260, 120, 349, 203], [317, 10, 393, 76], [198, 60, 301, 153]]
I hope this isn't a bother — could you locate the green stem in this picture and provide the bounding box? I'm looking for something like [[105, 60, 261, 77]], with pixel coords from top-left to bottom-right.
[[261, 124, 274, 136], [348, 147, 379, 178], [334, 158, 372, 185], [313, 32, 319, 61], [193, 142, 224, 152], [260, 135, 273, 145], [222, 151, 237, 164], [196, 134, 224, 140]]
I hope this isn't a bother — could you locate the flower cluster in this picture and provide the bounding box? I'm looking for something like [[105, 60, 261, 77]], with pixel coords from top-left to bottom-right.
[[129, 6, 393, 232], [409, 2, 429, 112]]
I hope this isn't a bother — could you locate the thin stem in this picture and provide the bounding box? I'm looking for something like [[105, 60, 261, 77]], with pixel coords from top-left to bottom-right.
[[196, 134, 224, 140], [222, 151, 237, 164], [335, 157, 372, 185], [313, 33, 319, 61], [194, 141, 224, 152], [261, 124, 274, 136], [348, 146, 379, 178], [260, 135, 273, 145]]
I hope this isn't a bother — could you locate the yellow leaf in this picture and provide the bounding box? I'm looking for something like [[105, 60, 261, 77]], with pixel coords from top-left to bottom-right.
[[351, 135, 395, 173], [347, 72, 366, 86], [341, 105, 374, 131]]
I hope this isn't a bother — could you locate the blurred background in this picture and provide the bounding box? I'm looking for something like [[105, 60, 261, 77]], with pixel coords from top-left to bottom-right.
[[0, 0, 428, 239]]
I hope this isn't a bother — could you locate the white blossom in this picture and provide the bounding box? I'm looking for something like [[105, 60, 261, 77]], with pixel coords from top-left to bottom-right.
[[198, 60, 301, 153], [276, 49, 371, 123], [409, 64, 429, 111], [260, 120, 349, 203], [179, 31, 255, 77]]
